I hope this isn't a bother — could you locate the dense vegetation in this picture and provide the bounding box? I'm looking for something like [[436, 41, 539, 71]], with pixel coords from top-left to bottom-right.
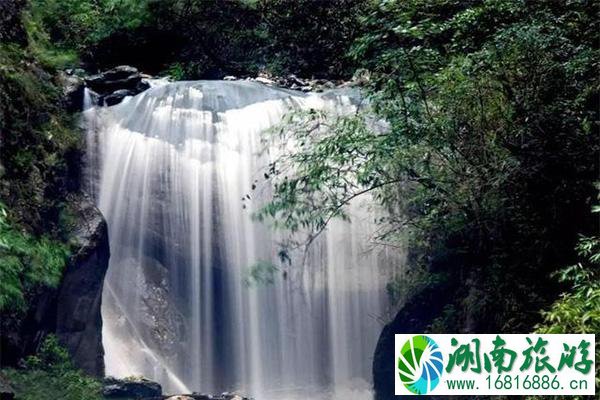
[[1, 0, 81, 313], [260, 0, 599, 331], [0, 0, 598, 397], [536, 230, 600, 389], [2, 335, 102, 400], [23, 0, 366, 78]]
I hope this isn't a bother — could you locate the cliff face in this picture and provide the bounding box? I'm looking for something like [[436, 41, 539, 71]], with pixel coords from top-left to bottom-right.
[[1, 197, 109, 376], [55, 197, 109, 376]]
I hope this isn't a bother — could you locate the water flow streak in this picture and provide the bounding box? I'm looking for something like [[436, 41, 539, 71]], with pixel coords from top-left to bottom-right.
[[84, 81, 399, 399]]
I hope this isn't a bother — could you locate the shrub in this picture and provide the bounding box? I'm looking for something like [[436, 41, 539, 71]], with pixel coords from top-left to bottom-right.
[[0, 203, 69, 311], [2, 335, 102, 400]]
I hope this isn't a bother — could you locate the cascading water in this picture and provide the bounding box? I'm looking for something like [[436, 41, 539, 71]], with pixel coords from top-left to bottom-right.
[[83, 80, 402, 399]]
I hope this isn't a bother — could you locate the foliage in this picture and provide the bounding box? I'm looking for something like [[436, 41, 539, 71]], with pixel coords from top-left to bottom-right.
[[255, 0, 368, 77], [164, 62, 186, 81], [26, 0, 366, 78], [0, 40, 81, 233], [0, 1, 78, 316], [22, 9, 79, 69], [243, 260, 279, 287], [0, 0, 27, 44], [148, 0, 367, 78], [536, 242, 600, 334], [257, 0, 599, 330], [536, 233, 600, 390], [28, 0, 151, 54], [0, 203, 70, 310], [255, 111, 375, 237], [2, 335, 102, 400]]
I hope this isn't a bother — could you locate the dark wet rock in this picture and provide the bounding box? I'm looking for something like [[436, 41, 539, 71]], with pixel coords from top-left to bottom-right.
[[84, 65, 150, 106], [103, 377, 163, 399], [101, 65, 139, 81], [104, 89, 135, 106], [137, 80, 151, 92], [85, 66, 142, 93], [58, 71, 85, 113], [286, 74, 306, 87], [249, 73, 352, 93]]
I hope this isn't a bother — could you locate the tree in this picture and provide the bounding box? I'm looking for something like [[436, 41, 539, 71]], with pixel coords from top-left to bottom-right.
[[256, 0, 599, 331]]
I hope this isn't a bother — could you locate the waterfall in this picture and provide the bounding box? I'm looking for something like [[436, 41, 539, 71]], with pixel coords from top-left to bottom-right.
[[84, 80, 401, 399]]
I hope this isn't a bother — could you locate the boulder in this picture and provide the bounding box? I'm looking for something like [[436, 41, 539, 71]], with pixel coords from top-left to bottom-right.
[[55, 195, 110, 376], [102, 377, 162, 399], [84, 65, 151, 107], [104, 89, 135, 106], [286, 74, 306, 87], [58, 71, 85, 113], [250, 74, 342, 93], [85, 65, 142, 94], [101, 65, 139, 81]]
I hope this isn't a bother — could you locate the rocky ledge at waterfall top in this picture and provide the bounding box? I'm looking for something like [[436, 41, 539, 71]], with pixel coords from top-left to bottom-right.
[[223, 72, 365, 93], [61, 65, 365, 111], [60, 65, 151, 109]]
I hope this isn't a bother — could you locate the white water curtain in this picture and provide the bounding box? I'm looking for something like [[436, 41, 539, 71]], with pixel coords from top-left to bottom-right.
[[84, 81, 401, 399]]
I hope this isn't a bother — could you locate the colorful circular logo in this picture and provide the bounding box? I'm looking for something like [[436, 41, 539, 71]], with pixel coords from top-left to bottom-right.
[[397, 335, 444, 394]]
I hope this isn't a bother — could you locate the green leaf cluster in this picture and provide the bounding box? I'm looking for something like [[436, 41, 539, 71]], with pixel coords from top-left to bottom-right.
[[28, 0, 151, 55], [0, 203, 69, 311], [536, 233, 600, 391], [1, 335, 102, 400]]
